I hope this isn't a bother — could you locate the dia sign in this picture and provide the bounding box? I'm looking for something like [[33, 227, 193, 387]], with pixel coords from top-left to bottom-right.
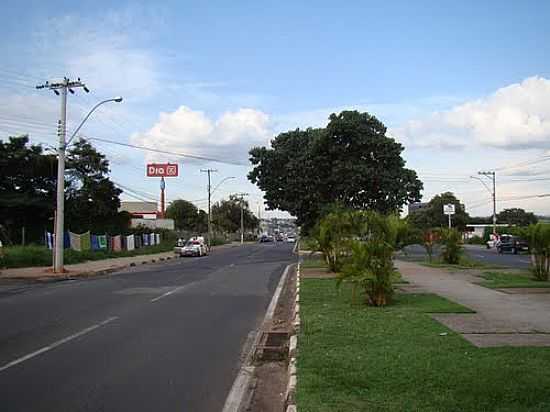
[[146, 163, 179, 177]]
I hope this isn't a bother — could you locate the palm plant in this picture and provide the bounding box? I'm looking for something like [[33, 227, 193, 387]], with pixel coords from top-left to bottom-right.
[[337, 212, 396, 306], [527, 223, 550, 281], [440, 228, 463, 264], [315, 209, 353, 272]]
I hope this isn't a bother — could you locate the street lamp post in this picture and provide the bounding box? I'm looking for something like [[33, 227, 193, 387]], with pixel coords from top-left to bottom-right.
[[54, 96, 123, 273]]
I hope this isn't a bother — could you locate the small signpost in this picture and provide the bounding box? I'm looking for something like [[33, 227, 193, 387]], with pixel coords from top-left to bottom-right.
[[146, 163, 179, 218], [443, 204, 456, 228]]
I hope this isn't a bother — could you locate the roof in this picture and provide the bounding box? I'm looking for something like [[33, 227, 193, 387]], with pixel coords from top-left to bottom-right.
[[119, 201, 158, 213]]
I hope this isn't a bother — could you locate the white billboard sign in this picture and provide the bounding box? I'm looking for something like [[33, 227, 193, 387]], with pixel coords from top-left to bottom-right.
[[443, 204, 456, 215]]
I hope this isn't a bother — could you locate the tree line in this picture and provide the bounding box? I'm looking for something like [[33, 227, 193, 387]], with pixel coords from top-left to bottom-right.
[[0, 135, 129, 245]]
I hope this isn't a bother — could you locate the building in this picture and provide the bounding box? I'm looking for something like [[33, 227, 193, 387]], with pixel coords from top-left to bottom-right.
[[119, 202, 158, 219], [119, 201, 175, 230]]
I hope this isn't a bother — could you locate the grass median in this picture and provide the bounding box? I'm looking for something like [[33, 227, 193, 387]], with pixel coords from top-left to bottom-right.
[[297, 279, 550, 411], [477, 271, 550, 289]]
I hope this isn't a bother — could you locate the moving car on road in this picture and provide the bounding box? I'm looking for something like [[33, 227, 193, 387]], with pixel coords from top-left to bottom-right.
[[174, 237, 208, 257], [286, 235, 296, 243], [496, 235, 529, 255]]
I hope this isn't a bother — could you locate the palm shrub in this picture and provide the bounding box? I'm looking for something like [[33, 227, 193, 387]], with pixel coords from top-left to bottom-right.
[[527, 223, 550, 281], [337, 211, 396, 306], [440, 228, 463, 264], [315, 209, 353, 272]]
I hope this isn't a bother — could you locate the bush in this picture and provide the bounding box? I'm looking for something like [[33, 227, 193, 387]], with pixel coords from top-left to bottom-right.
[[440, 228, 463, 264], [527, 223, 550, 281], [466, 235, 485, 245], [0, 245, 52, 268]]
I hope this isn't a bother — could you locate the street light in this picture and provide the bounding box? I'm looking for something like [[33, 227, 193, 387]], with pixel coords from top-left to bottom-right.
[[53, 97, 123, 273], [67, 97, 123, 146], [212, 176, 236, 197]]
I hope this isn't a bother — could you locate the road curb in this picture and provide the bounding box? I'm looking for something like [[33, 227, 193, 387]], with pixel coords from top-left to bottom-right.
[[221, 263, 294, 412], [286, 261, 300, 412]]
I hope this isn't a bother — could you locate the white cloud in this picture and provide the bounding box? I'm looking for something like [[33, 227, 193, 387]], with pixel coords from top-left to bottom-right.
[[130, 106, 272, 164], [393, 76, 550, 150]]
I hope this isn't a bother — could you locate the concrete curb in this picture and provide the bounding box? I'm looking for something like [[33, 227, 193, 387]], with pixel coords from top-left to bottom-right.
[[222, 263, 294, 412], [286, 261, 301, 412]]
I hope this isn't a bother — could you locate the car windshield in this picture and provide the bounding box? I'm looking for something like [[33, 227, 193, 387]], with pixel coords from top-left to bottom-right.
[[186, 241, 200, 246]]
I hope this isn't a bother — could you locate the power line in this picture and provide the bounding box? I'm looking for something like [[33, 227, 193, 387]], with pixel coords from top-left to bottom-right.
[[82, 135, 246, 166]]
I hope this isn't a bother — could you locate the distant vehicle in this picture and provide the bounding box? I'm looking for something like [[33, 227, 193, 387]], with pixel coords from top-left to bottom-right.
[[486, 233, 499, 249], [275, 234, 284, 242], [174, 237, 208, 257], [286, 236, 296, 243], [259, 234, 275, 243], [496, 235, 529, 254]]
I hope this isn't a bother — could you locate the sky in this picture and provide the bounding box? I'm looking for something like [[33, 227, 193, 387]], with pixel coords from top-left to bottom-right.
[[1, 0, 550, 218]]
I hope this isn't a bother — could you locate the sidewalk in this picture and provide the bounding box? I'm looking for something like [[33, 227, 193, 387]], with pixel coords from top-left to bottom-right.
[[0, 243, 241, 281], [395, 260, 550, 347]]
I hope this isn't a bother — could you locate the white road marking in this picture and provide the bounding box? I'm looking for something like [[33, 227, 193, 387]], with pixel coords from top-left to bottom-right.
[[150, 285, 188, 302], [0, 316, 118, 373], [475, 254, 486, 259], [520, 259, 531, 264]]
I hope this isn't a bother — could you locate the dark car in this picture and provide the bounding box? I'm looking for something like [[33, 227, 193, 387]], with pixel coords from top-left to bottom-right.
[[497, 235, 529, 254]]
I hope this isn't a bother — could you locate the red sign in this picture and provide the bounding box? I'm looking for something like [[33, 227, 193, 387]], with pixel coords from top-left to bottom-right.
[[147, 163, 179, 177]]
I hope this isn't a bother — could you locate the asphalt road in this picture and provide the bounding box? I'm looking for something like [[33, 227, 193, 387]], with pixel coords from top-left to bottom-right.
[[401, 244, 531, 269], [0, 242, 296, 412]]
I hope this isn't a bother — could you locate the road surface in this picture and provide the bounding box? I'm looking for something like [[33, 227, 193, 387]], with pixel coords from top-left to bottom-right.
[[0, 242, 295, 412], [401, 244, 531, 269]]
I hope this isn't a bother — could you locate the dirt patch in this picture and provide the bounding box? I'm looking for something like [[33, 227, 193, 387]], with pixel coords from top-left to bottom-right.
[[248, 266, 296, 412], [301, 267, 337, 279]]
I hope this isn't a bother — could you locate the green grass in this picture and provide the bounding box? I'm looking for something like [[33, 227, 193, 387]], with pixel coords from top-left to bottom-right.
[[422, 255, 502, 270], [0, 241, 175, 269], [301, 257, 328, 269], [477, 271, 550, 289], [297, 279, 550, 412]]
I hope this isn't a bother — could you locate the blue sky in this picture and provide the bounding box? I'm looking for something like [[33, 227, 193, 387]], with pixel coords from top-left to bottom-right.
[[1, 1, 550, 217]]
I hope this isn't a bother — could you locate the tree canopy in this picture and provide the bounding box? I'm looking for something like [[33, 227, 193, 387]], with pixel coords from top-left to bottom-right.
[[212, 195, 259, 233], [407, 192, 469, 231], [166, 199, 208, 232], [0, 135, 128, 243], [497, 208, 538, 226], [248, 110, 422, 230]]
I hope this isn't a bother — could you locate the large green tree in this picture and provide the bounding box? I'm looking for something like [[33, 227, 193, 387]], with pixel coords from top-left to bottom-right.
[[0, 135, 57, 244], [408, 192, 469, 231], [64, 139, 124, 233], [0, 135, 129, 243], [212, 195, 259, 233], [166, 199, 208, 232], [497, 208, 538, 226], [248, 111, 423, 230]]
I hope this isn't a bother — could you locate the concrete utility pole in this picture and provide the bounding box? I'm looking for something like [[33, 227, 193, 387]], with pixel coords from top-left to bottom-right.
[[37, 79, 122, 273], [234, 193, 249, 244], [478, 171, 497, 235], [37, 78, 87, 273], [201, 169, 218, 249]]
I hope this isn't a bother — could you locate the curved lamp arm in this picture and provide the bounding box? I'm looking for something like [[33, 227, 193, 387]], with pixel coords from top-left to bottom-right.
[[66, 97, 123, 146]]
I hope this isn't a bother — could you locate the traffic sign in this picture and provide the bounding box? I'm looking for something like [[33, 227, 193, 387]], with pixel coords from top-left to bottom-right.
[[146, 163, 179, 177], [443, 204, 456, 215]]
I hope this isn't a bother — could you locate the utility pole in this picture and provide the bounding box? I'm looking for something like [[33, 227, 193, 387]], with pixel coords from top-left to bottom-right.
[[478, 171, 497, 235], [37, 78, 88, 273], [201, 169, 217, 249], [234, 193, 249, 244]]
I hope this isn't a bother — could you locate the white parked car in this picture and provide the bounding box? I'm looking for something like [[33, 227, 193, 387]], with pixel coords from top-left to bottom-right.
[[175, 237, 208, 257], [286, 236, 296, 243]]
